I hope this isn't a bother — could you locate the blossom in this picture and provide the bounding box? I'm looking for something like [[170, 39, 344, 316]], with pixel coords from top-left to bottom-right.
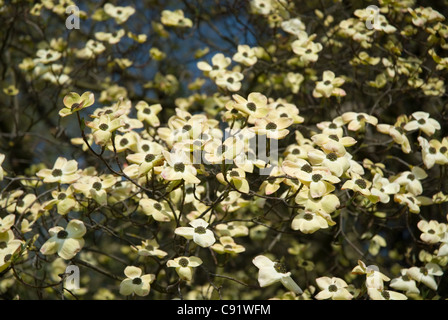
[[341, 173, 375, 198], [392, 166, 427, 196], [370, 173, 400, 203], [315, 277, 353, 300], [403, 111, 441, 136], [0, 214, 15, 233], [390, 269, 420, 295], [291, 39, 323, 64], [307, 149, 350, 177], [215, 222, 249, 237], [232, 45, 258, 66], [351, 260, 390, 290], [73, 174, 117, 206], [215, 71, 244, 92], [135, 101, 162, 127], [216, 167, 250, 194], [40, 219, 86, 260], [417, 220, 447, 244], [406, 263, 443, 291], [104, 3, 135, 24], [291, 209, 329, 234], [133, 239, 168, 259], [312, 71, 346, 98], [252, 255, 303, 294], [232, 92, 269, 122], [36, 49, 61, 64], [161, 149, 201, 184], [119, 266, 155, 296], [126, 148, 164, 178], [36, 157, 80, 184], [139, 198, 177, 222], [281, 18, 306, 36], [340, 112, 378, 131], [211, 236, 245, 255], [161, 9, 193, 28], [250, 117, 293, 140], [418, 136, 448, 169], [174, 218, 216, 248], [377, 123, 411, 154], [197, 53, 231, 79], [86, 114, 124, 146], [367, 288, 407, 300], [0, 230, 24, 273], [311, 133, 357, 156], [167, 256, 203, 281], [42, 187, 78, 215], [94, 29, 126, 44]]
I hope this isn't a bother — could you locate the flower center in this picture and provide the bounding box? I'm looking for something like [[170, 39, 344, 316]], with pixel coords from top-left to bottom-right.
[[229, 170, 240, 177], [407, 174, 415, 181], [328, 284, 338, 292], [58, 193, 67, 200], [324, 80, 331, 86], [429, 147, 436, 154], [357, 114, 365, 121], [417, 118, 426, 125], [179, 258, 189, 267], [132, 277, 142, 285], [303, 213, 314, 221], [52, 169, 63, 177], [99, 123, 109, 131], [153, 203, 162, 211], [143, 107, 151, 114], [355, 179, 367, 189], [246, 102, 256, 112], [427, 229, 435, 234], [145, 154, 155, 162], [420, 267, 428, 276], [301, 164, 313, 173], [4, 254, 11, 263], [440, 146, 447, 154], [194, 226, 207, 234], [266, 122, 277, 130], [182, 124, 192, 132], [57, 230, 68, 239], [120, 138, 129, 146], [142, 144, 150, 152], [0, 242, 7, 249], [274, 262, 287, 274], [71, 102, 81, 110], [329, 123, 337, 129], [227, 77, 234, 84], [326, 152, 338, 161], [292, 148, 301, 155], [381, 290, 390, 300], [92, 182, 102, 191], [174, 163, 185, 172], [312, 174, 322, 182]]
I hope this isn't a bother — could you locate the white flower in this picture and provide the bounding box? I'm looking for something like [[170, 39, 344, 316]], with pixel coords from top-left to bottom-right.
[[119, 266, 155, 296], [404, 111, 441, 136], [252, 255, 302, 294], [174, 218, 216, 248], [40, 219, 86, 260], [367, 288, 407, 300], [167, 256, 203, 281], [315, 277, 353, 300], [406, 263, 443, 291]]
